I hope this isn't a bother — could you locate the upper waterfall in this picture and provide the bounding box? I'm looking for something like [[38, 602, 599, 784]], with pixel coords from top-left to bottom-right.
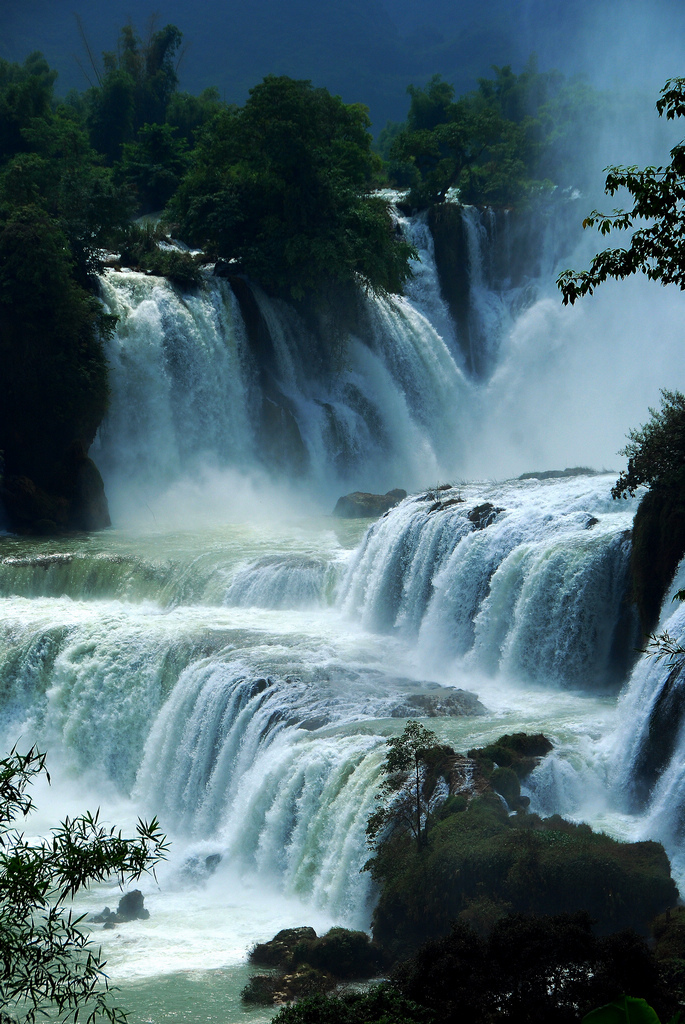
[[93, 202, 685, 512]]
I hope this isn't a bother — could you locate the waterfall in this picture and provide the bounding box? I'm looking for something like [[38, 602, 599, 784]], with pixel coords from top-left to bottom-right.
[[93, 202, 685, 499], [339, 475, 637, 687], [602, 561, 685, 875], [5, 199, 685, 997], [95, 273, 258, 488]]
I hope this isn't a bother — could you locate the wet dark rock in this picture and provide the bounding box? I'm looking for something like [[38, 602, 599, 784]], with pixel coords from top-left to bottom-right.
[[116, 889, 150, 921], [428, 496, 464, 513], [585, 516, 599, 528], [630, 484, 685, 634], [332, 489, 407, 518], [260, 395, 309, 477], [91, 889, 150, 928], [63, 447, 111, 531], [468, 503, 504, 530], [390, 690, 485, 718], [243, 926, 385, 1004], [205, 853, 222, 873], [0, 475, 70, 533], [0, 441, 110, 535], [181, 851, 223, 884]]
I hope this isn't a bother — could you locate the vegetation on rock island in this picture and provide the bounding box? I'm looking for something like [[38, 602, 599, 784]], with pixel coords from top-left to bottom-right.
[[0, 747, 167, 1024], [364, 727, 676, 959], [243, 726, 683, 1022]]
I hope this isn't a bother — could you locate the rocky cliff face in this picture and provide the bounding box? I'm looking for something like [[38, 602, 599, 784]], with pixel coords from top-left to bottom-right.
[[1, 441, 110, 535]]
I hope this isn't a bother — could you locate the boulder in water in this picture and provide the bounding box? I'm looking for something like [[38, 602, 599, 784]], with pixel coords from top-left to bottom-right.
[[91, 889, 150, 928], [390, 689, 485, 718], [116, 889, 150, 922], [468, 503, 504, 530], [332, 489, 406, 518]]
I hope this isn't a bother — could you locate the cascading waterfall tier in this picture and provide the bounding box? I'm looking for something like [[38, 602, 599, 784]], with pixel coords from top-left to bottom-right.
[[95, 263, 473, 499], [0, 475, 645, 930], [339, 475, 638, 688]]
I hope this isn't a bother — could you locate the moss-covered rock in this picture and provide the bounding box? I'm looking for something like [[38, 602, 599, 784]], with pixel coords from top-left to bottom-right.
[[250, 926, 317, 969], [292, 927, 387, 979], [244, 926, 387, 1006], [368, 796, 677, 958], [332, 490, 407, 519]]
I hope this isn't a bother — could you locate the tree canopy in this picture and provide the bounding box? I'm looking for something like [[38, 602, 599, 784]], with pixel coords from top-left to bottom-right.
[[611, 390, 685, 499], [366, 722, 442, 853], [381, 60, 602, 209], [558, 78, 685, 304], [169, 75, 416, 299]]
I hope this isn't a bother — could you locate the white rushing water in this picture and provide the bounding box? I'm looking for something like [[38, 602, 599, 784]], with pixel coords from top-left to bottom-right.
[[3, 202, 685, 1022]]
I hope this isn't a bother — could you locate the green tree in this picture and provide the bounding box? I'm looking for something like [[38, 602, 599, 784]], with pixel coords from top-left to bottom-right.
[[611, 390, 685, 500], [1, 108, 132, 280], [0, 206, 114, 491], [165, 87, 224, 146], [0, 746, 167, 1024], [387, 61, 592, 209], [366, 722, 441, 852], [0, 53, 56, 160], [170, 75, 415, 299], [85, 22, 183, 163], [558, 78, 685, 305], [117, 122, 189, 213]]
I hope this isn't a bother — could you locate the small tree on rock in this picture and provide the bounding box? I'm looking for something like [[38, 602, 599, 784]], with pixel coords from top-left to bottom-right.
[[366, 721, 442, 853]]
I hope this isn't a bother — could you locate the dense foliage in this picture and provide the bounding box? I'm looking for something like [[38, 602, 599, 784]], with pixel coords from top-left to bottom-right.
[[612, 390, 685, 500], [364, 730, 676, 959], [380, 60, 602, 208], [366, 721, 444, 852], [82, 22, 184, 164], [170, 75, 416, 299], [0, 747, 167, 1024], [271, 913, 681, 1024], [0, 207, 114, 486], [558, 78, 685, 304], [0, 53, 127, 529]]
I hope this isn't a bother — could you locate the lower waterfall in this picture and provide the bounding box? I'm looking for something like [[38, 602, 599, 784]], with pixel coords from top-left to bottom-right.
[[3, 202, 685, 1021], [0, 474, 668, 1011]]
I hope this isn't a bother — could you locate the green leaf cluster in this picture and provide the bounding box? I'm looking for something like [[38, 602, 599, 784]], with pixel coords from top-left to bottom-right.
[[611, 390, 685, 499], [366, 722, 443, 852], [0, 747, 167, 1024], [583, 995, 676, 1024], [558, 78, 685, 304], [84, 23, 183, 164]]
